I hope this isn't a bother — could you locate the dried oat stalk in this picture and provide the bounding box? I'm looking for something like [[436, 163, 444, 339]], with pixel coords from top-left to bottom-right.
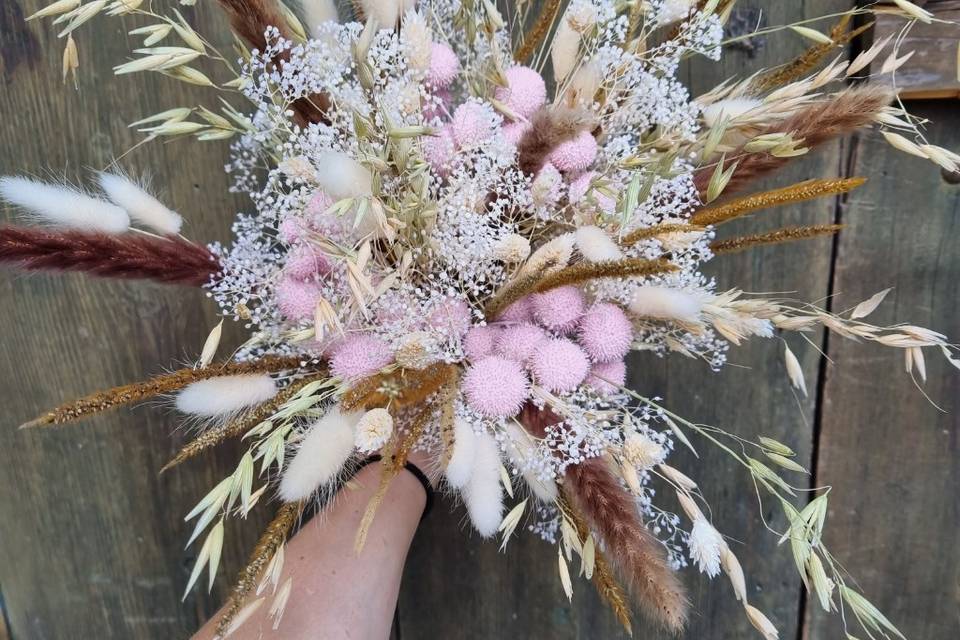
[[513, 0, 562, 63], [21, 356, 304, 429], [621, 223, 707, 246]]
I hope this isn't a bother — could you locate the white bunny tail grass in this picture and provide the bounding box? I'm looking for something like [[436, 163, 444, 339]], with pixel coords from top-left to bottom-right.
[[461, 429, 503, 538], [0, 175, 129, 234], [444, 417, 477, 489], [175, 374, 278, 419], [700, 97, 764, 129], [356, 0, 414, 27], [550, 14, 580, 83], [629, 285, 703, 323], [97, 172, 183, 235], [300, 0, 338, 38], [575, 225, 623, 263], [313, 151, 372, 199], [504, 421, 557, 503], [278, 407, 360, 502]]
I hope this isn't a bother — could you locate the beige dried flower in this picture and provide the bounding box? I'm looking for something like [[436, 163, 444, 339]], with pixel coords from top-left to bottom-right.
[[622, 433, 665, 470], [394, 331, 437, 370], [493, 234, 531, 263], [354, 408, 393, 453]]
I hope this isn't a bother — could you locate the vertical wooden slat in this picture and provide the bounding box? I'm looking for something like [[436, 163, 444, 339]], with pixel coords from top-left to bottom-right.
[[806, 104, 960, 639]]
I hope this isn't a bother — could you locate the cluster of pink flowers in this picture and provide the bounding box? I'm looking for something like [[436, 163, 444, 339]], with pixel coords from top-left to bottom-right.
[[462, 285, 634, 418]]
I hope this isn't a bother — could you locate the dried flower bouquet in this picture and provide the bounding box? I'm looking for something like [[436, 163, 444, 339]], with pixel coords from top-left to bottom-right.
[[3, 0, 958, 638]]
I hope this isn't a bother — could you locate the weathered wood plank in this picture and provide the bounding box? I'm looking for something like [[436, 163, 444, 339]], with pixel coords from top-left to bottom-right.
[[396, 2, 847, 638], [806, 103, 960, 639], [0, 2, 270, 638]]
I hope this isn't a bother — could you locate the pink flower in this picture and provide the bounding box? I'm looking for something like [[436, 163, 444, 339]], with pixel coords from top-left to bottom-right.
[[585, 359, 627, 396], [428, 42, 460, 88], [463, 356, 530, 418], [529, 338, 590, 393], [278, 217, 308, 244], [567, 171, 615, 213], [502, 121, 531, 147], [498, 295, 533, 323], [464, 325, 501, 360], [305, 190, 334, 219], [578, 303, 633, 363], [451, 102, 495, 148], [549, 130, 597, 172], [329, 333, 393, 381], [494, 66, 547, 118], [426, 297, 472, 338], [423, 125, 457, 176], [276, 276, 321, 321], [494, 323, 548, 364], [284, 246, 330, 280], [531, 285, 585, 334]]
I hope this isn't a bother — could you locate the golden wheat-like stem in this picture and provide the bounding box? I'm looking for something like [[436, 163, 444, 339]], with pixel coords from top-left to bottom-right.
[[691, 177, 866, 226], [754, 16, 872, 91], [340, 362, 455, 413], [438, 369, 460, 469], [710, 224, 843, 255], [559, 488, 634, 636], [621, 223, 707, 246], [20, 356, 304, 429], [513, 0, 562, 63], [215, 500, 305, 638], [486, 258, 677, 320], [160, 372, 328, 473]]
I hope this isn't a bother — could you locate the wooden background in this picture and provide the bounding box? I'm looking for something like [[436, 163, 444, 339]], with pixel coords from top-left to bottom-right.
[[0, 1, 957, 638]]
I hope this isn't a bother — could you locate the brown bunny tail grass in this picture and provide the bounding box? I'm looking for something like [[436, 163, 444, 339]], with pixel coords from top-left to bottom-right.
[[160, 372, 328, 473], [21, 356, 304, 429], [215, 500, 305, 638], [566, 457, 689, 632], [213, 0, 329, 127], [694, 86, 892, 196], [691, 177, 866, 226], [517, 106, 597, 175], [710, 224, 843, 255], [0, 226, 220, 286], [519, 405, 687, 632], [754, 15, 873, 91], [560, 487, 634, 636], [513, 0, 563, 63]]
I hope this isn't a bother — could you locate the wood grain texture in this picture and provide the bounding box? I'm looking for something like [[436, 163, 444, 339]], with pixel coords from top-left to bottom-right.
[[805, 103, 960, 639]]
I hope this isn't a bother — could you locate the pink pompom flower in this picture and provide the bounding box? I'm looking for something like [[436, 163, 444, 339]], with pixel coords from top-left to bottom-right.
[[549, 130, 598, 173], [531, 285, 585, 334], [284, 246, 330, 280], [464, 325, 501, 360], [529, 338, 590, 393], [494, 323, 548, 364], [451, 102, 496, 148], [426, 297, 472, 338], [329, 333, 393, 382], [463, 356, 530, 418], [501, 121, 531, 147], [585, 359, 627, 396], [276, 276, 321, 322], [578, 303, 633, 363], [423, 124, 457, 176], [428, 42, 460, 88], [498, 295, 534, 323], [494, 66, 547, 118]]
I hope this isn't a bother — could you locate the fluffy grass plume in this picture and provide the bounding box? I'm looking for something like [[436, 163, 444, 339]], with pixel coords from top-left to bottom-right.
[[97, 172, 183, 235], [278, 407, 360, 501], [175, 374, 279, 418], [0, 176, 129, 234]]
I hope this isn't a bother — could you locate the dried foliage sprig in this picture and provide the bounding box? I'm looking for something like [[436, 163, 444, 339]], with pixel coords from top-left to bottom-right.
[[0, 226, 220, 286], [710, 224, 844, 255], [438, 369, 460, 469], [691, 178, 866, 226], [215, 499, 305, 638], [21, 356, 303, 429], [695, 87, 892, 195]]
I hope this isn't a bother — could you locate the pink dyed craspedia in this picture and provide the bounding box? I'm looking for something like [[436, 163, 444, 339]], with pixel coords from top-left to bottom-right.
[[426, 297, 472, 338], [284, 246, 330, 280], [428, 42, 460, 88], [423, 125, 457, 176], [531, 285, 585, 334], [462, 356, 530, 418], [501, 121, 531, 147], [305, 189, 334, 219], [451, 102, 495, 148], [464, 325, 500, 360], [585, 359, 627, 396], [276, 276, 321, 322], [578, 303, 633, 363], [568, 171, 614, 213], [494, 323, 548, 364], [549, 130, 598, 173], [329, 333, 393, 382], [529, 338, 590, 393], [498, 295, 533, 323], [494, 66, 547, 118], [278, 217, 307, 244]]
